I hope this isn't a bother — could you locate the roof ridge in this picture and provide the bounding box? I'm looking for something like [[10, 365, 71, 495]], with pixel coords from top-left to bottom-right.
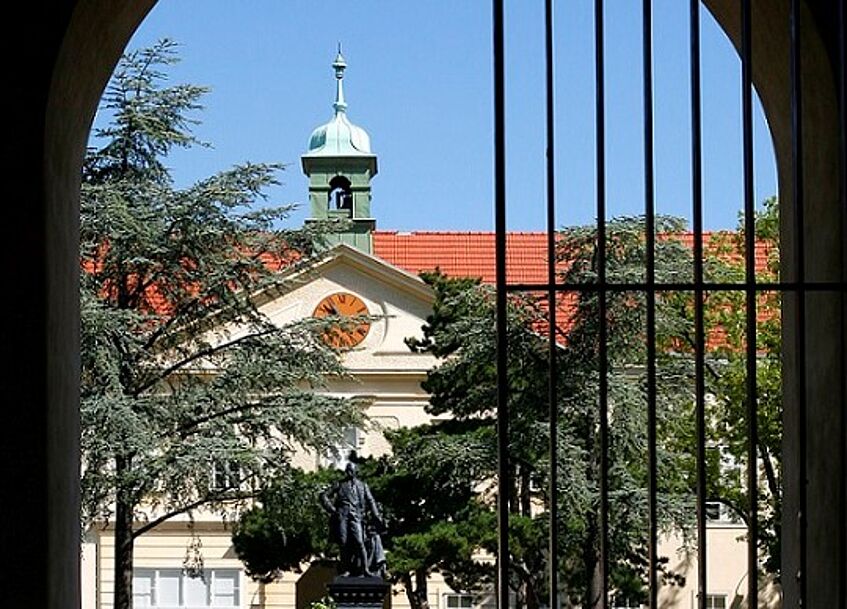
[[373, 229, 724, 236]]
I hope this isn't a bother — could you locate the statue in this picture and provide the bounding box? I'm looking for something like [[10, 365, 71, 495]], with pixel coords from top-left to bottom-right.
[[320, 462, 386, 578]]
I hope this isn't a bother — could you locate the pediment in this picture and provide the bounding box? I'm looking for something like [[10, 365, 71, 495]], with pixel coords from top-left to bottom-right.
[[256, 244, 436, 370]]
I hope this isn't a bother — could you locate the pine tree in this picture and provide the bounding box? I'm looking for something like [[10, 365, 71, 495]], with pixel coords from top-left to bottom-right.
[[395, 218, 698, 608], [230, 205, 784, 605], [80, 40, 363, 609], [233, 219, 700, 609], [231, 426, 495, 609], [668, 197, 783, 579]]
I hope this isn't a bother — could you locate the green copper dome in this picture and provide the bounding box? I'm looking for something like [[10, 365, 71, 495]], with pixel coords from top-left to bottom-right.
[[306, 48, 373, 156], [302, 47, 378, 254]]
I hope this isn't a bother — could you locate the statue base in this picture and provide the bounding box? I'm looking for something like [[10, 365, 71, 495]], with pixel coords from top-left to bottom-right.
[[327, 575, 390, 609]]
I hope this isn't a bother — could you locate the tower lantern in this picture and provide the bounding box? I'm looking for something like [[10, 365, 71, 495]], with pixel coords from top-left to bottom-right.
[[302, 46, 378, 253]]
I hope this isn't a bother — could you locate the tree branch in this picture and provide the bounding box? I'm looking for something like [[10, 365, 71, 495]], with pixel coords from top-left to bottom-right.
[[133, 327, 275, 395], [131, 489, 258, 539], [172, 399, 268, 438], [758, 441, 780, 502], [711, 496, 749, 527]]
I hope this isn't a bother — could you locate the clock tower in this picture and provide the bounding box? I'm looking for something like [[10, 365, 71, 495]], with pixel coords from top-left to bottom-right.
[[302, 47, 378, 253]]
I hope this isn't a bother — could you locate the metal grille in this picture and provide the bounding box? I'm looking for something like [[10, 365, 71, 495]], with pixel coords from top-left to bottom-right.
[[491, 1, 847, 608]]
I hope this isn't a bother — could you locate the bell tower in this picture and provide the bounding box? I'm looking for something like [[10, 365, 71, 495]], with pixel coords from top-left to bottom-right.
[[302, 47, 378, 253]]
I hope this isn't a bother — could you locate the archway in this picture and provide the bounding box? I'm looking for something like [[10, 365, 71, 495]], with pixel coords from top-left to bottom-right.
[[4, 1, 842, 607]]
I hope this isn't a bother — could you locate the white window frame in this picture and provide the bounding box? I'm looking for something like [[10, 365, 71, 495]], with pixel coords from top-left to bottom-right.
[[323, 426, 365, 469], [704, 500, 739, 524], [210, 459, 243, 492], [704, 593, 728, 609], [691, 592, 729, 609], [443, 592, 476, 609], [133, 568, 241, 608]]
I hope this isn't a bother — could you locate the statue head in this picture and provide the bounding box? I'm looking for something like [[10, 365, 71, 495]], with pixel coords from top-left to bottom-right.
[[344, 462, 357, 480]]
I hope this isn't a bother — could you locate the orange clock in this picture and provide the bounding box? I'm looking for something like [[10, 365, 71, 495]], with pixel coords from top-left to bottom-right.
[[312, 292, 371, 349]]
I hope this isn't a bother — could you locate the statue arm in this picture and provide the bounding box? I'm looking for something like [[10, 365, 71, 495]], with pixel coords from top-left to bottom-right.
[[363, 483, 382, 524], [320, 485, 336, 514]]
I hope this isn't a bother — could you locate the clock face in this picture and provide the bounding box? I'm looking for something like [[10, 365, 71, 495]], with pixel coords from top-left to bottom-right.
[[312, 292, 371, 349]]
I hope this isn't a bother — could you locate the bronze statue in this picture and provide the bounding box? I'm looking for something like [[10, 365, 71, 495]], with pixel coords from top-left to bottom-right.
[[320, 462, 386, 578]]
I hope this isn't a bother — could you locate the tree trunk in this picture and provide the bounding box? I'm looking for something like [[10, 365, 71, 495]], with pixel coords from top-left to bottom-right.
[[415, 569, 430, 609], [402, 571, 431, 609], [519, 463, 531, 517], [113, 458, 135, 609], [522, 574, 540, 609], [582, 523, 602, 609], [402, 573, 418, 609], [584, 559, 603, 609], [509, 464, 519, 514], [514, 581, 526, 609]]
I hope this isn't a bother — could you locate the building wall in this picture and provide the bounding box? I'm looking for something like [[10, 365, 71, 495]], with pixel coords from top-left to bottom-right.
[[658, 527, 781, 609], [83, 252, 439, 608], [82, 396, 435, 609], [81, 251, 778, 609], [84, 521, 479, 609], [84, 521, 769, 609]]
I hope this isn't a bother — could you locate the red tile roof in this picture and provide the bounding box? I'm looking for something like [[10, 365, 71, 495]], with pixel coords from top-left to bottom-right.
[[84, 231, 772, 350], [373, 230, 773, 283], [373, 231, 552, 284], [374, 230, 776, 349]]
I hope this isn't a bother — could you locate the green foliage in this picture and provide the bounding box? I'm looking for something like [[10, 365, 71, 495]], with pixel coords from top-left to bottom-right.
[[403, 219, 699, 609], [408, 270, 550, 473], [655, 199, 782, 578], [233, 469, 337, 582], [704, 197, 782, 577], [231, 206, 783, 606], [80, 40, 363, 609], [308, 597, 337, 609], [366, 425, 497, 598], [232, 425, 495, 609]]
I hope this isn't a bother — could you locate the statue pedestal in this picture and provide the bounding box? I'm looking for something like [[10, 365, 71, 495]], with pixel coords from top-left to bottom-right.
[[327, 575, 390, 609]]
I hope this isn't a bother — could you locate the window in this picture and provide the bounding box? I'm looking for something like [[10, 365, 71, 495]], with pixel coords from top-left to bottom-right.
[[444, 593, 475, 609], [704, 501, 738, 524], [210, 460, 242, 492], [133, 569, 240, 608], [705, 594, 727, 609], [611, 596, 643, 609], [324, 426, 364, 469], [328, 175, 353, 210], [704, 501, 722, 521]]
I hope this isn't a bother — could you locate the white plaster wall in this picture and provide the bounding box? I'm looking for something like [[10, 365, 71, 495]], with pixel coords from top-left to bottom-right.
[[657, 527, 781, 608], [93, 524, 257, 609], [81, 532, 98, 609], [260, 259, 437, 374]]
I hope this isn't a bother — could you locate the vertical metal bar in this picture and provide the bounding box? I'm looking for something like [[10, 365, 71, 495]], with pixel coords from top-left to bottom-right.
[[740, 1, 759, 607], [839, 2, 847, 606], [689, 2, 707, 609], [493, 1, 510, 608], [544, 1, 559, 608], [595, 1, 610, 607], [788, 0, 807, 606], [642, 1, 658, 607]]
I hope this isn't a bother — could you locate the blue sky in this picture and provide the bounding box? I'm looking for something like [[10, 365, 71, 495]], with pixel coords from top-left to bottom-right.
[[111, 0, 778, 232]]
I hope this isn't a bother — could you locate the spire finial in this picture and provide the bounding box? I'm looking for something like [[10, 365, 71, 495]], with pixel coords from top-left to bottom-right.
[[332, 45, 348, 115]]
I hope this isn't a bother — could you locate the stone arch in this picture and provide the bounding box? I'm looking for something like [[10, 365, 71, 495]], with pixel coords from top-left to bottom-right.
[[329, 175, 354, 210], [5, 1, 841, 606], [700, 3, 843, 606]]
